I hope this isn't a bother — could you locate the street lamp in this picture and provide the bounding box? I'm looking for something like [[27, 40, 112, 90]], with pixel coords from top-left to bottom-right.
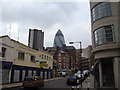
[[69, 41, 83, 87]]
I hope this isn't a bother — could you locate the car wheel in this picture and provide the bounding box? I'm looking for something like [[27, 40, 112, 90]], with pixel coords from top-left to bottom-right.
[[38, 85, 43, 88], [23, 87, 28, 89], [42, 84, 44, 87]]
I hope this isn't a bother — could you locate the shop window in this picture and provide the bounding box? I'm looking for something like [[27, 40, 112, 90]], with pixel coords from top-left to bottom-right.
[[93, 63, 100, 87], [102, 60, 115, 87]]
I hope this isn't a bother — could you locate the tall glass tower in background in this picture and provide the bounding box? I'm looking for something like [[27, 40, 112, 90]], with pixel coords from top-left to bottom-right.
[[53, 29, 66, 47]]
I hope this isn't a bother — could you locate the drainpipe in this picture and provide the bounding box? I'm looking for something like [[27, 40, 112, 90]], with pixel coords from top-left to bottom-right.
[[9, 62, 13, 83], [99, 60, 103, 87]]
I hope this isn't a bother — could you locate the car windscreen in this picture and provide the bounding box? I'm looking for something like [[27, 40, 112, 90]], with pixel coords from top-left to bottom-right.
[[24, 77, 34, 81], [24, 76, 41, 81]]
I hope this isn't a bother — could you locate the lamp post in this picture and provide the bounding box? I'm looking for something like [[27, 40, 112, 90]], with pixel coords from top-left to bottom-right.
[[69, 41, 83, 87]]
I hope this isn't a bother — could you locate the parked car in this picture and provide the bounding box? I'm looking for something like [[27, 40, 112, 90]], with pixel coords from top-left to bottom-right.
[[57, 72, 66, 77], [74, 73, 85, 82], [57, 72, 61, 77], [22, 76, 44, 88], [67, 75, 80, 86], [61, 72, 66, 77]]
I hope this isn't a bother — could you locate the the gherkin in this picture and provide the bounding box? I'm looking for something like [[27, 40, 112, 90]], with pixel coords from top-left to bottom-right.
[[53, 29, 66, 47]]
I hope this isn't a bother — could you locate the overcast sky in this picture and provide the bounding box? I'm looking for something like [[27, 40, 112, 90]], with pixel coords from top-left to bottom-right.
[[0, 0, 91, 49]]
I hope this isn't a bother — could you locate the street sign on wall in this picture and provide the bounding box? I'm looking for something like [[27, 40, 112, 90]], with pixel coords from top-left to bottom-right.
[[39, 61, 48, 68]]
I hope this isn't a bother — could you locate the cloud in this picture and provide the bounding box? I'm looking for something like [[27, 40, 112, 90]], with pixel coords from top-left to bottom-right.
[[1, 2, 91, 48], [2, 2, 79, 28]]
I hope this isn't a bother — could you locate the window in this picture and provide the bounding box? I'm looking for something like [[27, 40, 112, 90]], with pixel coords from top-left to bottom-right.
[[42, 54, 44, 59], [47, 56, 48, 60], [2, 47, 6, 58], [92, 2, 111, 22], [58, 54, 61, 56], [58, 58, 61, 62], [58, 64, 60, 68], [18, 52, 25, 60], [31, 55, 35, 62], [94, 25, 115, 46], [103, 60, 115, 86], [45, 55, 46, 60], [39, 55, 41, 57], [49, 57, 51, 60], [63, 63, 66, 69]]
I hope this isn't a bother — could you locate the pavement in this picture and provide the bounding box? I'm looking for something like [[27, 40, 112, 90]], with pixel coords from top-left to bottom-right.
[[82, 74, 94, 88], [72, 74, 94, 89], [0, 74, 94, 89]]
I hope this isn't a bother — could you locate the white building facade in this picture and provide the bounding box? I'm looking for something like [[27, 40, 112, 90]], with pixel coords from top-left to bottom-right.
[[90, 2, 120, 90], [0, 35, 53, 84]]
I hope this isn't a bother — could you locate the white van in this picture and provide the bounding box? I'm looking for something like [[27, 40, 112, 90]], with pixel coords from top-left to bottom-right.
[[61, 72, 66, 77]]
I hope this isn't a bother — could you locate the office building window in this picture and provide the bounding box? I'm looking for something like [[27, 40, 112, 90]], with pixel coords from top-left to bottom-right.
[[31, 55, 35, 62], [94, 25, 115, 46], [92, 2, 111, 22], [2, 47, 6, 58], [18, 52, 25, 60]]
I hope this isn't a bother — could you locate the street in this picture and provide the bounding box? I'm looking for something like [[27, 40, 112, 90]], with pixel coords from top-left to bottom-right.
[[2, 77, 73, 90], [2, 75, 117, 90], [43, 77, 71, 88]]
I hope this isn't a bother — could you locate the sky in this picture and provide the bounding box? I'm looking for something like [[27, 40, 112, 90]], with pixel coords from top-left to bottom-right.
[[0, 0, 92, 49]]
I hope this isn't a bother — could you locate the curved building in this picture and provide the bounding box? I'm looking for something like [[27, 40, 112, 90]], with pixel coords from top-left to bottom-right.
[[53, 30, 66, 47], [90, 2, 120, 89]]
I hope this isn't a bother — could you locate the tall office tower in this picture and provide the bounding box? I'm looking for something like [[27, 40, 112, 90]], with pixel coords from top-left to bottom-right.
[[28, 29, 44, 50], [53, 29, 66, 47], [90, 2, 119, 89]]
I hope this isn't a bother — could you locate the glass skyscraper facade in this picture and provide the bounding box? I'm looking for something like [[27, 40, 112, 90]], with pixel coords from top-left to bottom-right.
[[53, 30, 66, 47]]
